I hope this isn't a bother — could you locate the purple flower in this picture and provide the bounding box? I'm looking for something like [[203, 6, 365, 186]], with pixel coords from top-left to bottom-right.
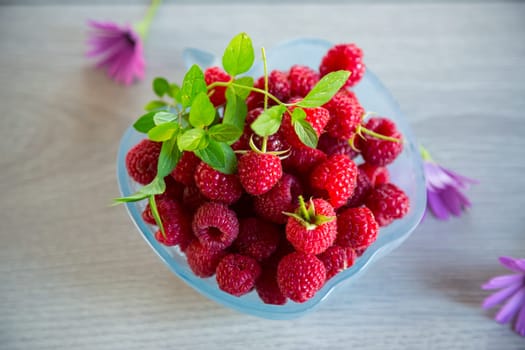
[[421, 146, 478, 220], [86, 21, 145, 85], [482, 257, 525, 336]]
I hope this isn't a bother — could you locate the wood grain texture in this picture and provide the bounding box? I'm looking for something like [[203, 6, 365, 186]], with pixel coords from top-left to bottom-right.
[[0, 3, 524, 349]]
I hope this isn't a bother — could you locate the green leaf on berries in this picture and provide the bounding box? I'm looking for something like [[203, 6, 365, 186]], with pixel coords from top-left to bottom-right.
[[177, 128, 208, 151], [293, 118, 318, 148], [297, 70, 351, 108], [223, 88, 247, 130], [208, 124, 242, 143], [169, 83, 181, 100], [157, 138, 181, 178], [231, 77, 254, 99], [222, 32, 255, 76], [148, 195, 166, 238], [114, 177, 166, 203], [133, 111, 157, 133], [250, 105, 286, 137], [144, 100, 168, 111], [291, 107, 307, 122], [195, 140, 237, 174], [153, 111, 178, 125], [189, 92, 216, 128], [148, 122, 179, 142], [179, 64, 207, 108], [153, 77, 170, 97]]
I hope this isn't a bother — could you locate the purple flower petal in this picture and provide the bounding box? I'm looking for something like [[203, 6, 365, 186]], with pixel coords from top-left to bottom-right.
[[495, 287, 525, 324], [516, 302, 525, 336], [442, 167, 479, 188], [440, 186, 463, 217], [427, 190, 450, 220], [482, 274, 524, 290], [483, 282, 523, 309], [500, 257, 525, 273]]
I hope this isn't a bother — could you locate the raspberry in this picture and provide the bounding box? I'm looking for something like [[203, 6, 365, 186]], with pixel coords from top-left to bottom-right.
[[319, 43, 366, 88], [282, 147, 327, 175], [125, 139, 161, 185], [238, 151, 282, 195], [204, 66, 230, 107], [246, 91, 264, 110], [310, 154, 358, 208], [285, 197, 337, 255], [317, 133, 358, 159], [192, 202, 239, 250], [365, 183, 409, 226], [358, 117, 403, 166], [216, 254, 261, 297], [324, 91, 364, 140], [317, 245, 356, 280], [336, 207, 379, 253], [182, 185, 207, 213], [185, 240, 227, 278], [234, 218, 280, 261], [194, 162, 243, 204], [162, 176, 184, 201], [152, 200, 193, 249], [255, 264, 287, 305], [358, 163, 390, 186], [280, 107, 330, 149], [171, 151, 201, 186], [254, 70, 291, 104], [344, 168, 372, 208], [233, 108, 289, 152], [288, 65, 320, 97], [253, 173, 303, 224], [277, 251, 326, 303]]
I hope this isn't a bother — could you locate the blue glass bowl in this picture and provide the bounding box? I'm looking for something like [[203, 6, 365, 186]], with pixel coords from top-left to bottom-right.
[[117, 38, 426, 319]]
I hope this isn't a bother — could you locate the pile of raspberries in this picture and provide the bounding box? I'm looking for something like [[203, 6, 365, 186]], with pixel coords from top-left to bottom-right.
[[125, 43, 409, 304]]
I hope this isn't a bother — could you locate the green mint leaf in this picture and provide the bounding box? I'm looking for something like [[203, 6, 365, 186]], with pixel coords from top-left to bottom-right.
[[189, 92, 216, 128], [223, 87, 247, 131], [293, 118, 318, 148], [222, 32, 255, 76], [208, 124, 242, 143], [250, 105, 286, 137], [153, 77, 170, 97], [153, 111, 178, 125], [177, 128, 208, 151], [291, 107, 307, 122], [297, 70, 351, 108], [179, 64, 207, 108], [232, 77, 254, 99], [144, 100, 168, 112], [147, 122, 178, 142], [133, 111, 157, 133], [168, 83, 181, 100], [114, 177, 166, 203], [148, 195, 166, 237], [195, 139, 237, 174], [157, 138, 181, 178]]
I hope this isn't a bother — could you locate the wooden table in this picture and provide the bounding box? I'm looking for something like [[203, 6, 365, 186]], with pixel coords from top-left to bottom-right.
[[1, 3, 524, 349]]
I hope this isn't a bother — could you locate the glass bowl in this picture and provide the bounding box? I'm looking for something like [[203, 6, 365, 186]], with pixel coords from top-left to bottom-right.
[[117, 38, 426, 319]]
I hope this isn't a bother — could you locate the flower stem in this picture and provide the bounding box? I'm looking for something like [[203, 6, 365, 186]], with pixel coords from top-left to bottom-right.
[[135, 0, 162, 40], [420, 145, 433, 161]]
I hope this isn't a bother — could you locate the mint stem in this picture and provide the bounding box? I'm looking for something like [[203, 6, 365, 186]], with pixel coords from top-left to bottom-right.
[[359, 125, 401, 143], [135, 0, 162, 40], [261, 47, 269, 110]]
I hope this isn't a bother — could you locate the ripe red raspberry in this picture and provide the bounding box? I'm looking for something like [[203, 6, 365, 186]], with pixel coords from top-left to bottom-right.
[[310, 154, 358, 208], [204, 66, 231, 107], [324, 91, 364, 140], [171, 151, 201, 186], [317, 133, 358, 159], [358, 163, 390, 186], [277, 251, 326, 303], [317, 245, 356, 280], [288, 65, 320, 97], [319, 43, 366, 88], [194, 162, 243, 204], [152, 200, 193, 250], [336, 207, 379, 254], [285, 197, 337, 255], [280, 107, 330, 149], [365, 183, 409, 227], [234, 218, 280, 261], [246, 91, 264, 111], [185, 240, 227, 278], [182, 185, 207, 213], [254, 70, 291, 104], [358, 117, 403, 166], [233, 108, 289, 153], [255, 264, 287, 305], [192, 202, 239, 250], [161, 176, 184, 201], [126, 139, 161, 185], [238, 151, 282, 195], [282, 146, 327, 175], [216, 254, 261, 297], [344, 168, 372, 208], [253, 173, 303, 224]]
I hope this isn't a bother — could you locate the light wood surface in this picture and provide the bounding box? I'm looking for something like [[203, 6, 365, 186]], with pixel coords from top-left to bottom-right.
[[1, 3, 524, 349]]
